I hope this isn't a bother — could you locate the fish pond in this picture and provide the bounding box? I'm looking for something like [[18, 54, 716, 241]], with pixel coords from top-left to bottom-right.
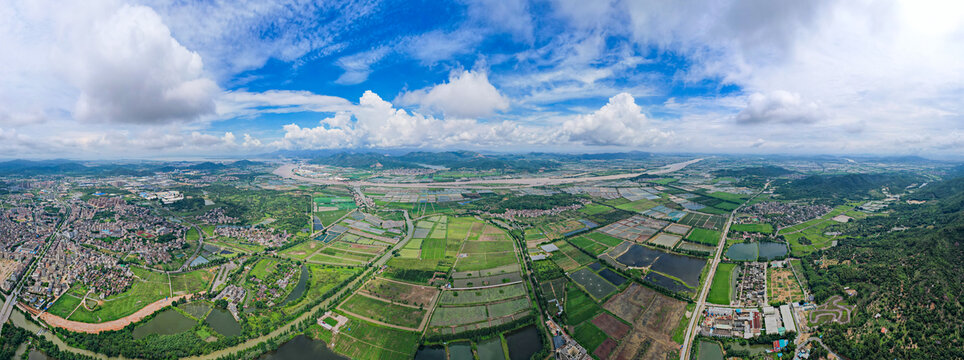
[[132, 309, 197, 339], [725, 242, 787, 261]]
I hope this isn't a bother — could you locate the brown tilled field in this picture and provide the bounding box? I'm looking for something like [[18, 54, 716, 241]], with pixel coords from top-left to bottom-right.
[[594, 338, 618, 359], [592, 313, 631, 339], [603, 283, 657, 322], [607, 285, 686, 360], [361, 277, 439, 307]]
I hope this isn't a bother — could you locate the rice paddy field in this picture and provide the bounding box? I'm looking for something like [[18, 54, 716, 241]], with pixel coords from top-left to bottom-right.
[[730, 223, 774, 234], [685, 228, 722, 245], [330, 316, 420, 360], [339, 294, 427, 329], [707, 263, 737, 305]]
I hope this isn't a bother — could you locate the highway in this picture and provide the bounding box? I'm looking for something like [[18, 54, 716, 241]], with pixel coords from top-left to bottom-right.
[[1, 203, 69, 333]]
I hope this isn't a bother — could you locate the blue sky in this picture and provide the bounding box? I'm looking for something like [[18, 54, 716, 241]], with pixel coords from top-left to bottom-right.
[[1, 0, 963, 159]]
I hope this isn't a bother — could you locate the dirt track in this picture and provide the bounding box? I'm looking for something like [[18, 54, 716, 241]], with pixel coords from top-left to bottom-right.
[[36, 294, 192, 333]]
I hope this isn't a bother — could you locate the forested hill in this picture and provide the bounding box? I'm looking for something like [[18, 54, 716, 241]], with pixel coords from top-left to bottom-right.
[[775, 172, 923, 201], [802, 176, 964, 359], [712, 165, 794, 178], [310, 151, 559, 172]]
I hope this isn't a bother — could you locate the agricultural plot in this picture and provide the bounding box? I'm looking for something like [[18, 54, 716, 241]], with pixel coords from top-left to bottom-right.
[[573, 322, 609, 357], [284, 264, 357, 313], [648, 233, 682, 248], [615, 198, 659, 213], [569, 235, 610, 256], [539, 277, 568, 305], [730, 223, 774, 234], [331, 316, 420, 360], [678, 213, 726, 230], [279, 240, 325, 260], [686, 228, 722, 245], [598, 216, 668, 243], [781, 218, 840, 256], [429, 305, 489, 327], [486, 297, 530, 318], [361, 277, 439, 308], [606, 283, 688, 360], [439, 283, 526, 305], [767, 267, 805, 303], [339, 294, 427, 329], [565, 285, 603, 325], [450, 272, 522, 288], [707, 263, 737, 305], [313, 196, 357, 210], [570, 268, 618, 300], [676, 241, 715, 253], [663, 223, 691, 235]]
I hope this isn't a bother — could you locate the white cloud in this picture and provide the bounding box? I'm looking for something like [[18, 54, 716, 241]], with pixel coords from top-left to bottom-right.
[[557, 93, 671, 146], [396, 70, 510, 118], [216, 90, 353, 119], [1, 0, 218, 125], [735, 91, 824, 125], [335, 46, 390, 85]]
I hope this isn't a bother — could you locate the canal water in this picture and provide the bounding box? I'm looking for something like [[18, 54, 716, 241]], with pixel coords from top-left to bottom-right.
[[281, 265, 309, 306], [413, 345, 446, 360], [132, 309, 197, 339], [258, 335, 347, 360]]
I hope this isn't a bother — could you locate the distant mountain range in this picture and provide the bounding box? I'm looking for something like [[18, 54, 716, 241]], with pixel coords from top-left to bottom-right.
[[308, 150, 560, 172]]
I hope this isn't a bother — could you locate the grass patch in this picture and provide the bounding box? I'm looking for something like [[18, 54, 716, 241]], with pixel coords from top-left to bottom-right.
[[707, 263, 737, 305], [730, 223, 774, 234], [686, 228, 722, 245]]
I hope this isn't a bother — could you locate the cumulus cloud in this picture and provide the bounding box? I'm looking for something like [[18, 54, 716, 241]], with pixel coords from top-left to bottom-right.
[[395, 70, 510, 118], [70, 4, 218, 124], [558, 93, 671, 146], [735, 91, 824, 125], [1, 0, 218, 125]]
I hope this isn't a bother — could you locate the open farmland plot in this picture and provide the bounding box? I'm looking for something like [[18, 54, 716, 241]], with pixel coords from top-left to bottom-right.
[[707, 263, 737, 305], [487, 297, 530, 318], [569, 235, 610, 256], [611, 288, 688, 360], [439, 283, 527, 305], [362, 277, 439, 308], [678, 213, 726, 230], [767, 267, 805, 303], [540, 277, 568, 304], [280, 240, 325, 260], [663, 223, 691, 235], [570, 268, 618, 300], [451, 272, 522, 288], [598, 216, 668, 243], [309, 252, 363, 266], [685, 228, 721, 245], [566, 285, 603, 325], [648, 233, 682, 248], [592, 312, 631, 339], [339, 294, 428, 329], [573, 322, 609, 357], [453, 263, 521, 278], [557, 241, 595, 265], [730, 223, 774, 234], [676, 241, 715, 253], [429, 305, 489, 327], [603, 283, 657, 322], [332, 316, 420, 360]]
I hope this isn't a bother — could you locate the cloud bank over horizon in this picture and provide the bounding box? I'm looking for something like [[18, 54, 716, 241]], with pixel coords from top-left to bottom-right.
[[1, 0, 962, 159]]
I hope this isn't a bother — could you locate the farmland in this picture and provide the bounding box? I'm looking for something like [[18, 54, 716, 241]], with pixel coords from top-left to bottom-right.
[[339, 294, 428, 329], [730, 223, 774, 234], [767, 267, 805, 303], [686, 228, 721, 245], [707, 263, 737, 305]]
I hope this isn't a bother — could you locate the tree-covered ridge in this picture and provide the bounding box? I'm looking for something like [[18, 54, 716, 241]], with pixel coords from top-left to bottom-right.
[[802, 176, 964, 359], [775, 172, 924, 201], [711, 165, 795, 178]]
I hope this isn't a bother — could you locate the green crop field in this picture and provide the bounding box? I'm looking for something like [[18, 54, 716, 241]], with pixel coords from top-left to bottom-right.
[[686, 228, 722, 245], [429, 305, 489, 327], [340, 295, 426, 329], [707, 263, 737, 305], [585, 232, 623, 247], [279, 240, 325, 260], [333, 316, 420, 360], [487, 297, 530, 318], [616, 199, 659, 213], [730, 223, 774, 234], [250, 258, 279, 280], [439, 283, 527, 305], [565, 285, 602, 325], [452, 251, 518, 272], [185, 228, 200, 241], [284, 265, 357, 313], [316, 209, 351, 227], [569, 236, 608, 256], [420, 238, 446, 259], [579, 204, 611, 215], [573, 322, 608, 352], [707, 191, 748, 203]]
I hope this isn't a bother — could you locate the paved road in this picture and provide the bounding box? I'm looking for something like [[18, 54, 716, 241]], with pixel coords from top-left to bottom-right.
[[679, 211, 734, 360], [801, 337, 847, 360], [1, 203, 69, 333]]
